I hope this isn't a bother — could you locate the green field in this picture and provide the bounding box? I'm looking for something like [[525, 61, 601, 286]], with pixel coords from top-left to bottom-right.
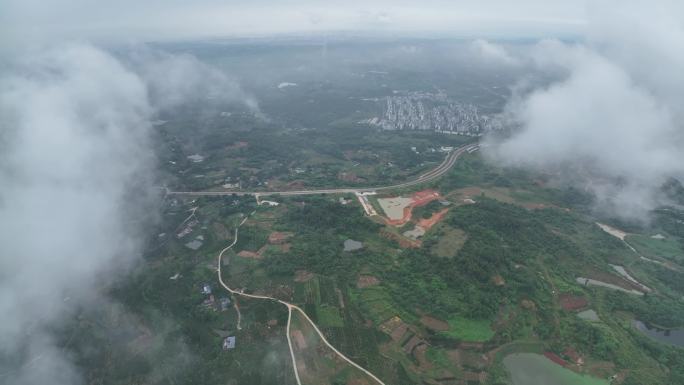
[[430, 226, 467, 258], [355, 286, 404, 325], [440, 316, 494, 342], [316, 304, 344, 328]]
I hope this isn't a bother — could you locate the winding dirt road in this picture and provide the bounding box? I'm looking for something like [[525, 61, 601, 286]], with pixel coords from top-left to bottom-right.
[[205, 143, 479, 384], [217, 215, 386, 385]]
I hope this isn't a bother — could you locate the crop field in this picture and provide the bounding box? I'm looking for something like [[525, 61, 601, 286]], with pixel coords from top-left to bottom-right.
[[440, 316, 494, 342], [289, 310, 376, 385], [354, 286, 408, 326], [316, 304, 345, 328]]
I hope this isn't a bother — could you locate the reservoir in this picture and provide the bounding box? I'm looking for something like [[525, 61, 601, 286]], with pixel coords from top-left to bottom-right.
[[503, 353, 608, 385]]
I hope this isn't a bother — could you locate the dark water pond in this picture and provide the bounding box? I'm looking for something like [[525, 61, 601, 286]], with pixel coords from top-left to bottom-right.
[[633, 320, 684, 348]]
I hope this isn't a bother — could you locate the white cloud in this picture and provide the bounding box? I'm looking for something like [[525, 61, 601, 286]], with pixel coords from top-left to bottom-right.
[[0, 43, 154, 382], [0, 0, 587, 48], [485, 1, 684, 219], [470, 39, 519, 65], [0, 42, 254, 384]]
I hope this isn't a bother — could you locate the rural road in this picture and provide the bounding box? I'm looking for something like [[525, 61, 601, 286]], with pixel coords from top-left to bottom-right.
[[205, 143, 479, 384], [216, 215, 387, 385], [169, 143, 478, 198]]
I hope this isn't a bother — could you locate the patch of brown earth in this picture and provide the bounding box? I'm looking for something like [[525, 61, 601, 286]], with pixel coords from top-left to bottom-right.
[[447, 349, 462, 367], [227, 141, 248, 149], [460, 351, 488, 370], [414, 344, 433, 371], [455, 187, 482, 198], [559, 293, 588, 311], [420, 315, 449, 332], [291, 329, 307, 349], [338, 172, 366, 183], [522, 202, 550, 210], [459, 342, 484, 350], [347, 378, 373, 385], [237, 250, 262, 259], [416, 208, 449, 230], [268, 231, 293, 244], [380, 229, 421, 248], [286, 180, 305, 190], [492, 274, 505, 286], [521, 299, 537, 311], [379, 316, 409, 342], [384, 189, 442, 226], [357, 275, 381, 288], [462, 371, 488, 384], [294, 270, 314, 282], [403, 335, 423, 354]]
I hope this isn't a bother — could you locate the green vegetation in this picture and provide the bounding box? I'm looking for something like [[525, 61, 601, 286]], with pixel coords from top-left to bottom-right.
[[627, 234, 684, 263], [440, 316, 494, 342], [316, 305, 345, 328], [428, 226, 467, 258], [355, 286, 405, 325]]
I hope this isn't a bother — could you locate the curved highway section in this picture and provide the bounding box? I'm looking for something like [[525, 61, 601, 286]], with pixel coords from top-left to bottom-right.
[[168, 143, 478, 197]]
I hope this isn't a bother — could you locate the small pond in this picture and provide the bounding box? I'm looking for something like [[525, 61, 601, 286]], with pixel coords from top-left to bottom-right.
[[503, 353, 608, 385], [633, 320, 684, 348]]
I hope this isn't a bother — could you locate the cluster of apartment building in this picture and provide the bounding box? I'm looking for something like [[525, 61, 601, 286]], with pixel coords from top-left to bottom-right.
[[363, 92, 504, 136]]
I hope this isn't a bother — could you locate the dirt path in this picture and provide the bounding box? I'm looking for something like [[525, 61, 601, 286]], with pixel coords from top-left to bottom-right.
[[216, 214, 386, 385]]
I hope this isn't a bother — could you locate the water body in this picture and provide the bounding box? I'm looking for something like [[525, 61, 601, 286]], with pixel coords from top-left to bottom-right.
[[633, 320, 684, 348], [503, 353, 609, 385], [343, 239, 364, 252], [577, 309, 600, 322]]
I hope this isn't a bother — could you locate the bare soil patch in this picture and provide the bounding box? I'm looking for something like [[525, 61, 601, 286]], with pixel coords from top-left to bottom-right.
[[294, 270, 314, 282], [357, 275, 381, 288], [379, 189, 442, 226], [420, 315, 449, 332], [380, 229, 421, 248], [291, 329, 307, 349], [268, 231, 293, 244], [237, 250, 262, 259], [416, 208, 449, 230], [559, 293, 588, 311]]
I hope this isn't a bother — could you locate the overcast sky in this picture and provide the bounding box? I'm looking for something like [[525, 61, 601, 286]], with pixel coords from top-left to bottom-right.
[[1, 0, 588, 48]]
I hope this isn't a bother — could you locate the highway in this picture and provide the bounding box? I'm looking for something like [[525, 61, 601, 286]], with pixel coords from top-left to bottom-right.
[[207, 143, 479, 384], [168, 143, 478, 198]]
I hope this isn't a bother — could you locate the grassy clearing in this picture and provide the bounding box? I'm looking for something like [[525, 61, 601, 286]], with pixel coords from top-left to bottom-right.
[[316, 305, 344, 328], [425, 347, 457, 374], [355, 286, 403, 325], [431, 226, 468, 258], [440, 316, 494, 342]]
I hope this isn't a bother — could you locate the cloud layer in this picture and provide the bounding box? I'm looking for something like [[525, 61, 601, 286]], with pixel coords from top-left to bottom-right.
[[484, 2, 684, 219], [0, 0, 587, 48], [0, 43, 155, 384], [0, 43, 255, 384]]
